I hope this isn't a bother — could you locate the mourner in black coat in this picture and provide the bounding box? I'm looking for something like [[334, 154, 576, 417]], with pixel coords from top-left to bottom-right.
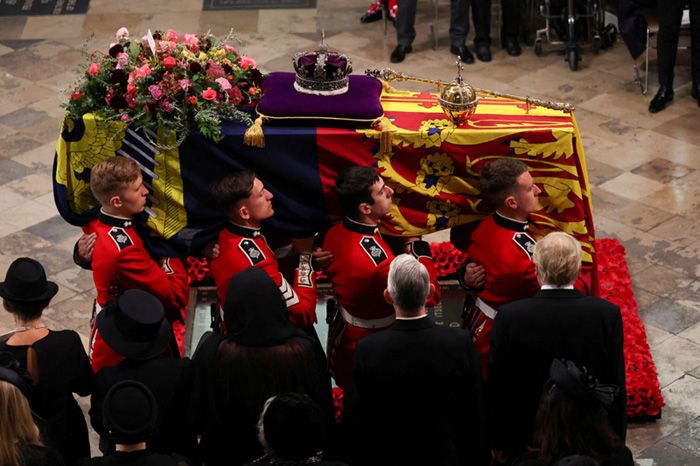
[[350, 254, 485, 466], [89, 290, 195, 458], [487, 233, 626, 464]]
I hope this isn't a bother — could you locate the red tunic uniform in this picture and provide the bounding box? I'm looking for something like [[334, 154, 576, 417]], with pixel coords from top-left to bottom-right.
[[322, 218, 441, 390], [85, 211, 189, 372], [209, 223, 316, 329], [464, 213, 589, 379]]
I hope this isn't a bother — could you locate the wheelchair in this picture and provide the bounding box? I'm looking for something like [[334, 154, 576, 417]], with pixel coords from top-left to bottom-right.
[[533, 0, 618, 70]]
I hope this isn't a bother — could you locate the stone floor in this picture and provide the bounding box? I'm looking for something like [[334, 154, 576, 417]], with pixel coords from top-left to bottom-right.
[[0, 1, 699, 464]]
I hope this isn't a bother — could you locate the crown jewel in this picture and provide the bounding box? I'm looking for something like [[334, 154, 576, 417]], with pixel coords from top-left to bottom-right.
[[292, 32, 352, 96]]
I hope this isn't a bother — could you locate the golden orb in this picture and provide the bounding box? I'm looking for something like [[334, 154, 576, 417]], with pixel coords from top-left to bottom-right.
[[438, 81, 478, 126]]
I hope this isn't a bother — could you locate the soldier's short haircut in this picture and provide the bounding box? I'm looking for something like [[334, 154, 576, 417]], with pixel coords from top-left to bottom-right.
[[533, 232, 582, 286], [387, 254, 430, 313], [335, 166, 380, 220], [210, 170, 256, 219], [90, 157, 141, 205], [479, 158, 529, 209]]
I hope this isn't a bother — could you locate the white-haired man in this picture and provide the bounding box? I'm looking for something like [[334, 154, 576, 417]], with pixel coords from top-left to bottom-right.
[[487, 232, 626, 465], [351, 254, 485, 466]]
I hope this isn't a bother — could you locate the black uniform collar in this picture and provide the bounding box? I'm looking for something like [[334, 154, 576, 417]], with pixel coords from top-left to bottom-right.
[[99, 210, 135, 228], [227, 222, 262, 238], [343, 217, 379, 235], [494, 211, 529, 232]]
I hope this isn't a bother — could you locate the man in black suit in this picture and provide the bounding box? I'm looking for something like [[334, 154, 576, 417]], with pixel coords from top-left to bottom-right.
[[487, 232, 626, 465], [350, 254, 485, 466], [391, 0, 472, 64], [649, 0, 700, 112]]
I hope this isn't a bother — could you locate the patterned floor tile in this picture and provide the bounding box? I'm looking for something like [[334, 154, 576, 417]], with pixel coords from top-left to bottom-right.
[[631, 158, 695, 185]]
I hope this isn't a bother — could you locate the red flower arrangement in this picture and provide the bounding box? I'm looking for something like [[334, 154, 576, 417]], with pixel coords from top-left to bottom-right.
[[64, 27, 263, 145]]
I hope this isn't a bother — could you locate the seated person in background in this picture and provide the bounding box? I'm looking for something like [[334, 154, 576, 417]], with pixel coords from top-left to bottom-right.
[[90, 290, 195, 458], [512, 359, 632, 466], [350, 254, 485, 466], [209, 170, 317, 329], [0, 353, 66, 466], [246, 393, 348, 466], [488, 232, 625, 465], [190, 267, 334, 466], [84, 156, 189, 372], [457, 159, 591, 379], [78, 380, 191, 466], [0, 257, 92, 465], [322, 166, 440, 391]]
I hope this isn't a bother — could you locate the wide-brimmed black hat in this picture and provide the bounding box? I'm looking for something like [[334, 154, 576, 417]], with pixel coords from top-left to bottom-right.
[[96, 289, 171, 360], [103, 380, 158, 444], [0, 351, 32, 397], [0, 257, 58, 303]]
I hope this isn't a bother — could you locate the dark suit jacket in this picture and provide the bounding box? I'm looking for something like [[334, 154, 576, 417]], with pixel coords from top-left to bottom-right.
[[487, 289, 626, 458], [350, 316, 485, 466]]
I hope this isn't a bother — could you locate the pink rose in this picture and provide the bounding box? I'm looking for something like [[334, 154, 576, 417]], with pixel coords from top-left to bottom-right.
[[206, 61, 225, 78], [88, 62, 100, 76], [148, 84, 163, 100], [134, 64, 152, 78], [127, 83, 137, 94], [201, 87, 217, 101], [115, 27, 129, 40], [183, 33, 199, 52], [179, 79, 192, 91], [161, 100, 175, 112], [158, 41, 178, 52], [163, 56, 176, 69], [116, 52, 128, 70], [120, 113, 130, 122], [239, 56, 256, 69], [215, 77, 232, 91], [164, 29, 179, 42]]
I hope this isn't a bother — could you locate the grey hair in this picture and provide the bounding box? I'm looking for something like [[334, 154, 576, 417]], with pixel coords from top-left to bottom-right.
[[532, 232, 582, 286], [387, 254, 430, 313]]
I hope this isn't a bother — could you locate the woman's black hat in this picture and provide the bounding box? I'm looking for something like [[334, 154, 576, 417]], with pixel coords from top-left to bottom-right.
[[0, 257, 58, 303], [102, 380, 158, 444], [0, 350, 33, 397], [96, 289, 171, 360]]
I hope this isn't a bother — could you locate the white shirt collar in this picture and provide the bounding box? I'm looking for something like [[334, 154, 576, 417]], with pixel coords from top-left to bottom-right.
[[396, 314, 428, 320], [541, 284, 575, 290]]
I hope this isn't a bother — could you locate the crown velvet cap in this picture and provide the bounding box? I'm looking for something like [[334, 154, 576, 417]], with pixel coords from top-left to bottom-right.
[[256, 72, 383, 127], [292, 47, 352, 96]]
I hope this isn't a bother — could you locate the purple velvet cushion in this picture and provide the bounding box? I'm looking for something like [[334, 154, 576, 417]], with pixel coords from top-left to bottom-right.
[[257, 72, 383, 125]]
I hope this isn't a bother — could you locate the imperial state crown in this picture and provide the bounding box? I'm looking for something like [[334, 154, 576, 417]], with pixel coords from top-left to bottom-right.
[[292, 34, 352, 96]]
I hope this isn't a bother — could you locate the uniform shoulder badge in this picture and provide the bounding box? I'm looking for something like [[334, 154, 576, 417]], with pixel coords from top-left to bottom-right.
[[360, 236, 389, 266], [108, 227, 133, 251], [512, 232, 537, 259], [238, 239, 266, 265]]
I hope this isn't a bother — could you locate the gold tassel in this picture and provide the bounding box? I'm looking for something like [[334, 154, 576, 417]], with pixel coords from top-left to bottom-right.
[[373, 116, 395, 155], [243, 117, 265, 148]]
